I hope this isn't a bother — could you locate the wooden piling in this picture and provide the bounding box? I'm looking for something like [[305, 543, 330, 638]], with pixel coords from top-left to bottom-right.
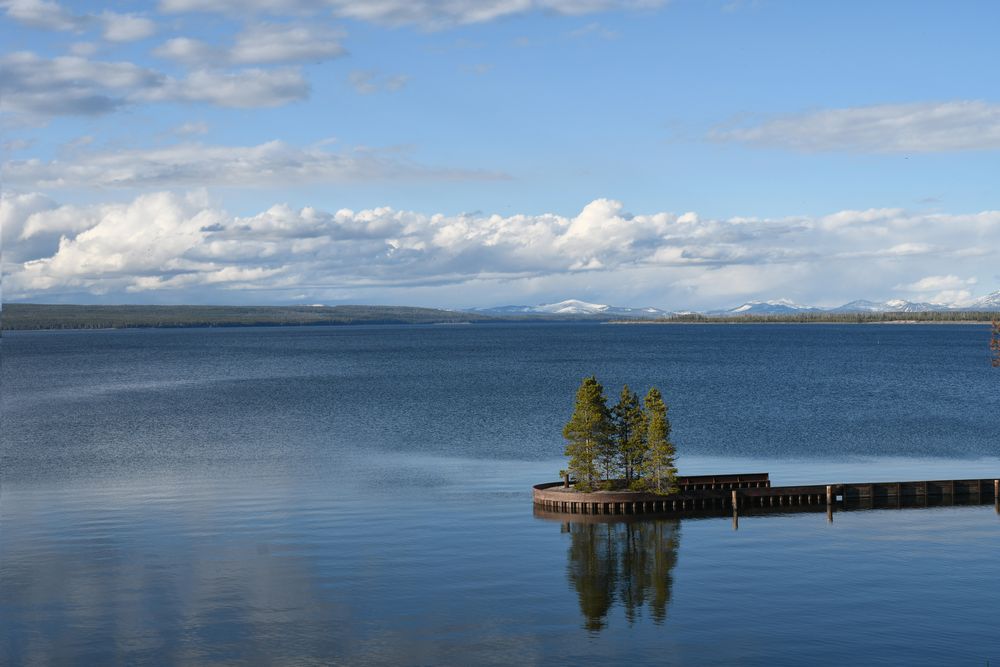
[[534, 475, 1000, 517]]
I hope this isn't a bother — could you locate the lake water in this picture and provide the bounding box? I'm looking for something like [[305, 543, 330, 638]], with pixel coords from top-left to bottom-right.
[[2, 323, 999, 665]]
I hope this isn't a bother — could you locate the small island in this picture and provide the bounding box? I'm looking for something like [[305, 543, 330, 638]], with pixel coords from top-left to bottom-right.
[[534, 376, 1000, 516]]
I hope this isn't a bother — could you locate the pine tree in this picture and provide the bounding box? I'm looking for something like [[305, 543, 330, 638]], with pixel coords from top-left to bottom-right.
[[640, 387, 678, 495], [563, 376, 613, 491], [612, 384, 647, 485]]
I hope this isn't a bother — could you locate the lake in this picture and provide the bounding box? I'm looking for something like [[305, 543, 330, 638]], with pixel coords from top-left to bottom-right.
[[2, 323, 999, 665]]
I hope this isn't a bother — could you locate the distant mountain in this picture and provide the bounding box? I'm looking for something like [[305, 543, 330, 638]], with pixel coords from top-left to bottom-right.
[[829, 299, 952, 314], [469, 299, 670, 318], [469, 291, 1000, 320], [710, 299, 822, 316], [967, 290, 1000, 310], [716, 296, 997, 315]]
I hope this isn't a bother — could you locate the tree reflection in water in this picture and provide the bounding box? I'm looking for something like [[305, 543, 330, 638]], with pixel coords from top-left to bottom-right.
[[565, 518, 680, 631]]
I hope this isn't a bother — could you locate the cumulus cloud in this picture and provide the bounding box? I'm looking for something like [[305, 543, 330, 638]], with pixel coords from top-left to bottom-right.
[[231, 23, 346, 64], [0, 51, 164, 115], [100, 11, 156, 42], [896, 274, 979, 306], [710, 101, 1000, 153], [3, 140, 502, 189], [4, 193, 999, 306], [898, 275, 977, 292], [0, 52, 309, 116], [153, 37, 219, 65], [140, 68, 309, 108], [1, 0, 82, 31], [1, 1, 156, 41], [157, 0, 666, 28], [154, 24, 346, 67]]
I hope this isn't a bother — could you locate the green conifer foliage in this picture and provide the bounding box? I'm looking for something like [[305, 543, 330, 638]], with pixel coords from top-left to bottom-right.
[[640, 388, 678, 495], [611, 385, 647, 485], [563, 376, 613, 491]]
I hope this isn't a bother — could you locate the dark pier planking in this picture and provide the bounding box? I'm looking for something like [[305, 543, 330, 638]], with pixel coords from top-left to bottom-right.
[[533, 474, 1000, 516]]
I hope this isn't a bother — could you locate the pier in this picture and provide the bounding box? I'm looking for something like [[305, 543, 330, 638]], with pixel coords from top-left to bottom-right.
[[533, 474, 1000, 515]]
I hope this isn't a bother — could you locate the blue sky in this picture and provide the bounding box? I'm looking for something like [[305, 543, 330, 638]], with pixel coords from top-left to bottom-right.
[[2, 0, 999, 309]]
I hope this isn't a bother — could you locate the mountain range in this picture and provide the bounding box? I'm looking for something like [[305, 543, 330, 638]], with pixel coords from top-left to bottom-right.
[[469, 292, 1000, 318], [466, 299, 671, 317]]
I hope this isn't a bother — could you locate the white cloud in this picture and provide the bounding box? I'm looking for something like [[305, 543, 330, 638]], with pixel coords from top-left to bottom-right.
[[897, 275, 977, 292], [2, 138, 34, 152], [231, 23, 346, 64], [142, 68, 310, 108], [895, 274, 979, 305], [1, 0, 82, 31], [4, 193, 999, 307], [3, 140, 504, 188], [153, 37, 219, 65], [1, 1, 156, 42], [157, 0, 667, 28], [154, 24, 346, 67], [100, 11, 157, 42], [0, 51, 164, 115], [710, 101, 1000, 153], [0, 52, 310, 116]]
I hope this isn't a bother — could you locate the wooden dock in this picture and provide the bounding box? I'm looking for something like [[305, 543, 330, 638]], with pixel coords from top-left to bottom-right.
[[532, 473, 1000, 516]]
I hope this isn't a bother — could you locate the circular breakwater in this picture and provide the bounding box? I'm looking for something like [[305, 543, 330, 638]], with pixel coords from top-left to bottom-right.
[[533, 481, 731, 515]]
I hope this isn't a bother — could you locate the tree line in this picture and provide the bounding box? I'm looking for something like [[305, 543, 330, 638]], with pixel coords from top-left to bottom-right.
[[0, 304, 490, 330], [618, 311, 1000, 324], [563, 376, 678, 494]]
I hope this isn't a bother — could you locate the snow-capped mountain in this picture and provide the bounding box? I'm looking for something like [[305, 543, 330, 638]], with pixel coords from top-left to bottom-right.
[[469, 299, 670, 317], [468, 291, 1000, 319], [536, 299, 612, 315], [968, 291, 1000, 310], [829, 299, 952, 313], [711, 299, 822, 315]]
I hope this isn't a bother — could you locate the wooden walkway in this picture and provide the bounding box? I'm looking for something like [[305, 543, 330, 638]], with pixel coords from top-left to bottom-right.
[[533, 473, 1000, 516]]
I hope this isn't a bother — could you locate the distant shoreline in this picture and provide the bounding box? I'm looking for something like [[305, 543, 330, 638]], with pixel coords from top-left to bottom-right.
[[608, 319, 994, 326], [2, 303, 995, 332]]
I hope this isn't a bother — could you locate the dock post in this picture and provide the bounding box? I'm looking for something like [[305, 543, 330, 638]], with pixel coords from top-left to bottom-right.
[[732, 490, 739, 530], [995, 480, 999, 514], [826, 485, 833, 523]]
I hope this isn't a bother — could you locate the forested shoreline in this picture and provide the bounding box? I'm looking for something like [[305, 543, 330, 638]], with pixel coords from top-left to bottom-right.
[[0, 304, 492, 331], [616, 311, 997, 324], [2, 303, 996, 331]]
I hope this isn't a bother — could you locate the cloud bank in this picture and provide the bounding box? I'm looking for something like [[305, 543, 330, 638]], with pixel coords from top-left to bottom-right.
[[4, 193, 998, 307], [3, 140, 505, 189]]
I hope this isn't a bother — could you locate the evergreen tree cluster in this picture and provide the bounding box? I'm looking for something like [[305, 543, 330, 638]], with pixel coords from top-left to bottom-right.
[[992, 318, 1000, 368], [562, 376, 679, 494]]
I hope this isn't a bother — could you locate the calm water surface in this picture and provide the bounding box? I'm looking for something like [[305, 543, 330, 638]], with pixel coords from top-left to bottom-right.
[[2, 323, 999, 665]]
